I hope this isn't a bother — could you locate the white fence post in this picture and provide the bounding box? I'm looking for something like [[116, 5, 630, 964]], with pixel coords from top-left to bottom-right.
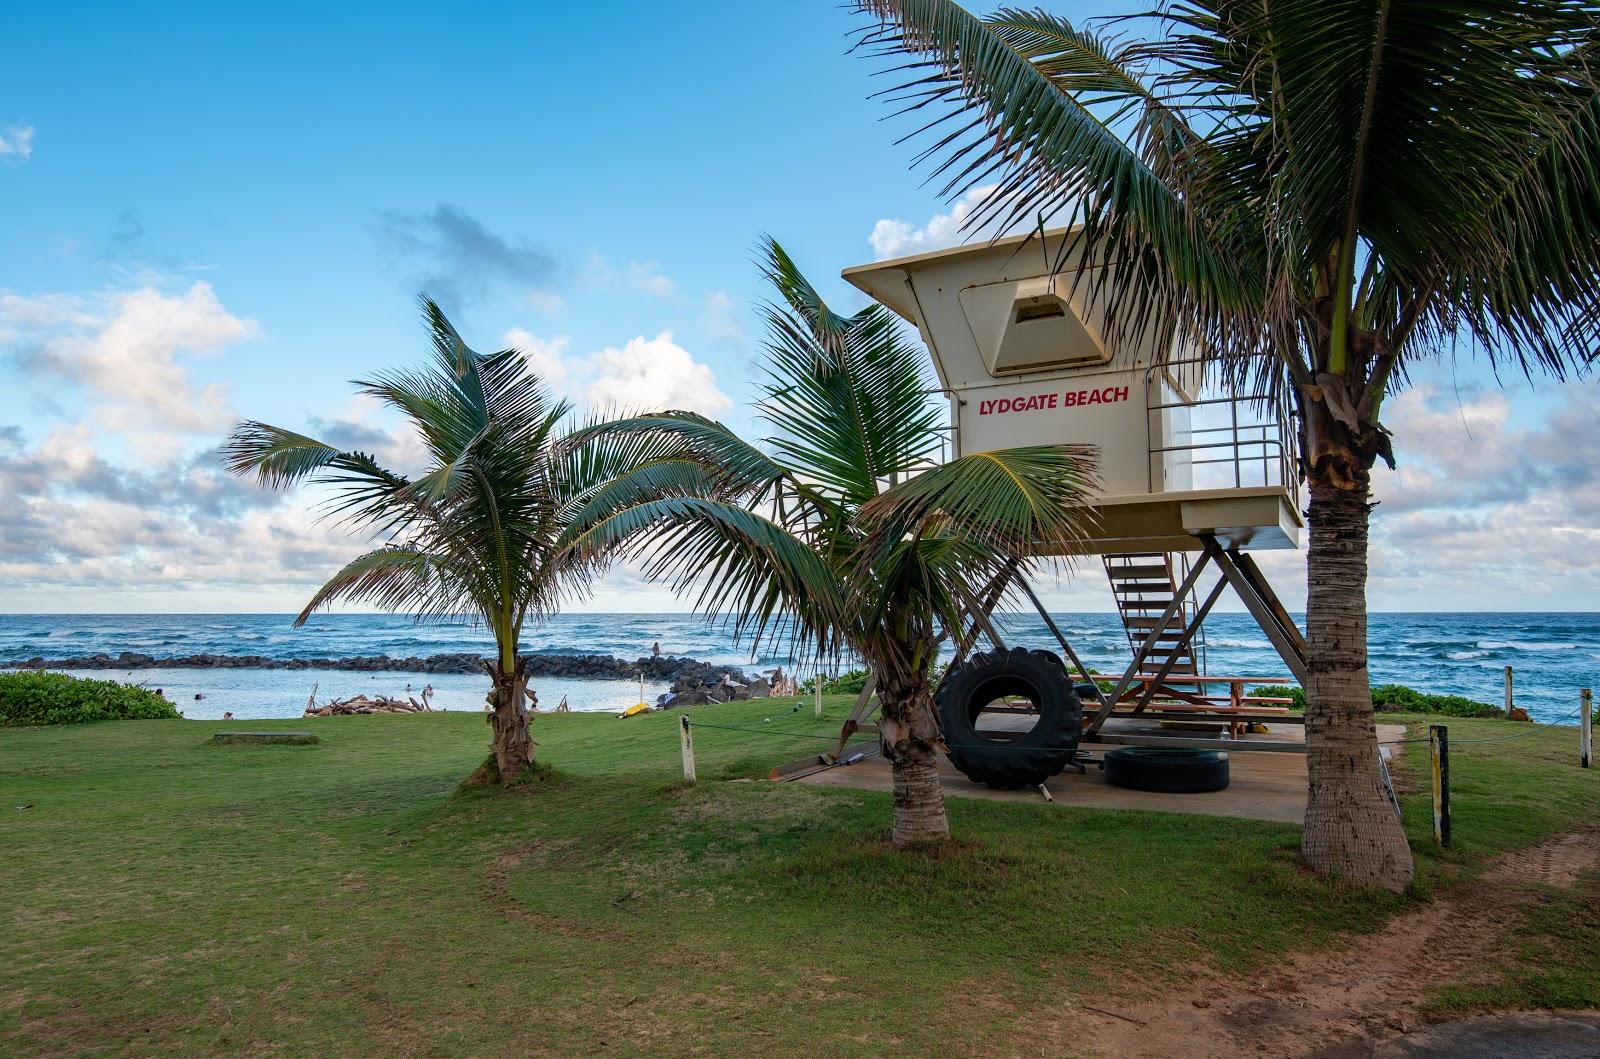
[[1581, 688, 1592, 770], [679, 715, 696, 784]]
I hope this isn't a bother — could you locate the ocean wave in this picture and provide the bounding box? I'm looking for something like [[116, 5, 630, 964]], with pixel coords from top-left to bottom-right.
[[1446, 650, 1491, 660], [1207, 637, 1271, 649], [1478, 640, 1579, 652]]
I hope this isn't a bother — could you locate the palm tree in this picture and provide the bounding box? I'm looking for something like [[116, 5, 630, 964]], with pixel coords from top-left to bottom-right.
[[562, 239, 1098, 847], [849, 0, 1599, 889], [223, 299, 663, 782]]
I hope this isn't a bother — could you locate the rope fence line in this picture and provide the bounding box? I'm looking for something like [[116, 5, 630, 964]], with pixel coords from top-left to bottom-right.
[[1385, 700, 1591, 746], [686, 718, 1083, 755], [690, 708, 1591, 752]]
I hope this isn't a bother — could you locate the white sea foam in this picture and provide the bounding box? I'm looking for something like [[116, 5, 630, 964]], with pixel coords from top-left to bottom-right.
[[1447, 650, 1491, 660], [1478, 640, 1579, 652]]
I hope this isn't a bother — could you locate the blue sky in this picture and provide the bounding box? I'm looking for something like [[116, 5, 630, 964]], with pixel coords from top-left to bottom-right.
[[2, 0, 1597, 614]]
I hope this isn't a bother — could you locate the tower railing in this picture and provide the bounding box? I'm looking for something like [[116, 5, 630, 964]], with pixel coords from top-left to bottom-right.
[[1144, 358, 1300, 508]]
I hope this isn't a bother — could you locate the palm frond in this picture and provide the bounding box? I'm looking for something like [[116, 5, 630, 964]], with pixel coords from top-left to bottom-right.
[[858, 444, 1100, 561], [758, 237, 944, 503], [565, 496, 847, 659], [294, 546, 470, 627], [225, 301, 598, 659], [851, 0, 1256, 355]]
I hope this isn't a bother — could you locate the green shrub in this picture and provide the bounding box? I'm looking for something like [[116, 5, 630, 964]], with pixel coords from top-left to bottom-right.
[[799, 668, 872, 695], [1243, 682, 1496, 717], [1242, 683, 1498, 717], [1249, 684, 1307, 709], [1370, 683, 1500, 718], [0, 671, 182, 727]]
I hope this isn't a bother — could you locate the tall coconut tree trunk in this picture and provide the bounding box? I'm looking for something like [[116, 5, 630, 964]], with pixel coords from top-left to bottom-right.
[[873, 659, 950, 848], [484, 655, 534, 780], [1301, 474, 1414, 891]]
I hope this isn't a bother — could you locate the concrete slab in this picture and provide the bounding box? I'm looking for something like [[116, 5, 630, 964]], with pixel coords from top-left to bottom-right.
[[791, 723, 1408, 825], [1367, 1013, 1600, 1059]]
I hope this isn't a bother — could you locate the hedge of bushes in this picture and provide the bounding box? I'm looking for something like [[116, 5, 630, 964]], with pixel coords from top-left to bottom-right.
[[799, 668, 872, 695], [1249, 682, 1501, 718], [0, 671, 182, 727], [795, 669, 1501, 719]]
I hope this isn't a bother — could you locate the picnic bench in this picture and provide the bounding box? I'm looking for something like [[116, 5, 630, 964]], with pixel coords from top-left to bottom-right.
[[1070, 673, 1299, 737]]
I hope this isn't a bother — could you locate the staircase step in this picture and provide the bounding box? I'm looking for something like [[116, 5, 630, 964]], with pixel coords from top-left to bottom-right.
[[1112, 580, 1177, 593], [1105, 564, 1172, 580]]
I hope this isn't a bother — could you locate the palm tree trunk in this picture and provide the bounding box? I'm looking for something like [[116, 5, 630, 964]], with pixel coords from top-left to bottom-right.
[[1301, 476, 1414, 891], [873, 660, 949, 849], [484, 656, 534, 780]]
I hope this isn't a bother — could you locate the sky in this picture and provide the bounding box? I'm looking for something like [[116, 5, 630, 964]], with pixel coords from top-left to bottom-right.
[[1, 0, 1597, 615]]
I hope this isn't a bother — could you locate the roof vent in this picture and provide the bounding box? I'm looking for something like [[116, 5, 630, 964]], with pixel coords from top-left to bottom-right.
[[960, 276, 1109, 376]]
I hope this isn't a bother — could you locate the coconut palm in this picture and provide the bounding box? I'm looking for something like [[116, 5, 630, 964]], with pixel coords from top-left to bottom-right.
[[223, 299, 666, 782], [562, 238, 1098, 847], [851, 0, 1599, 889]]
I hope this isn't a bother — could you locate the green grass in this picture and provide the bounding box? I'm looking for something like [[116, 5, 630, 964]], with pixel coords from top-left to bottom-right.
[[1427, 868, 1600, 1014], [1, 702, 1595, 1057]]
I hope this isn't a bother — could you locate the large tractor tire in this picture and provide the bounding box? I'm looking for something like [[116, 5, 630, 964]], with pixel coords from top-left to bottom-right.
[[935, 647, 1082, 789], [1103, 747, 1230, 793]]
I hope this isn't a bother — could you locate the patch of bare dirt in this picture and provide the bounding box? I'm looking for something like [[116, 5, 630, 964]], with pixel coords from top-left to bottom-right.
[[1037, 830, 1600, 1059], [481, 838, 583, 930]]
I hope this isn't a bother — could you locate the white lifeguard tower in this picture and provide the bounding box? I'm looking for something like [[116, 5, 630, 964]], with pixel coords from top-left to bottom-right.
[[822, 229, 1312, 760]]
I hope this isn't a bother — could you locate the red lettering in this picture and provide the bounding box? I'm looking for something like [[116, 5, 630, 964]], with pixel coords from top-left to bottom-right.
[[1113, 386, 1129, 402]]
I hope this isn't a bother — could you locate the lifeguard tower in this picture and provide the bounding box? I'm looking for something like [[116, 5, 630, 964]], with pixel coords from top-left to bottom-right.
[[797, 229, 1314, 786]]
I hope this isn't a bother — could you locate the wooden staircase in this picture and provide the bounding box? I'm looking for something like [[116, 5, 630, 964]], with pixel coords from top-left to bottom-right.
[[1103, 553, 1206, 688]]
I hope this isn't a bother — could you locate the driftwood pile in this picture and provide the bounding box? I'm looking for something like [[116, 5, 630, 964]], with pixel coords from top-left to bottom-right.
[[304, 694, 433, 716]]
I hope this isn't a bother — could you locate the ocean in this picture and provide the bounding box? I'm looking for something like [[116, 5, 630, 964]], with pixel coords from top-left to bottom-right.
[[1, 612, 1595, 724]]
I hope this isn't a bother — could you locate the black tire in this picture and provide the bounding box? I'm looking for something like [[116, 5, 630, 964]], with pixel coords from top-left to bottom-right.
[[1103, 747, 1230, 793], [935, 647, 1082, 789]]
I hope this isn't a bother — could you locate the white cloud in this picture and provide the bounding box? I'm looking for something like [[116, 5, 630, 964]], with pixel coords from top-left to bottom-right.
[[584, 331, 730, 416], [0, 124, 34, 164], [502, 327, 572, 389], [704, 290, 743, 342], [870, 184, 1003, 260], [503, 326, 729, 418], [1360, 378, 1600, 605], [628, 260, 675, 296], [526, 289, 563, 312], [3, 281, 257, 460]]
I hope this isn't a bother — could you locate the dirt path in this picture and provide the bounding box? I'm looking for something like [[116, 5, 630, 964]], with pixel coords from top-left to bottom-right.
[[1063, 831, 1599, 1059]]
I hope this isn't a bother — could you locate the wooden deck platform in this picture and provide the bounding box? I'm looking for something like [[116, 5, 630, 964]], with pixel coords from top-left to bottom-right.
[[785, 722, 1407, 825]]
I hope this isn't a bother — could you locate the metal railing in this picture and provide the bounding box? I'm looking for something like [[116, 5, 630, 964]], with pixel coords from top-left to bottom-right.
[[1144, 359, 1300, 507]]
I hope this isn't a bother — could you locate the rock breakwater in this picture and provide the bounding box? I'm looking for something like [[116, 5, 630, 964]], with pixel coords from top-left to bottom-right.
[[8, 650, 748, 686]]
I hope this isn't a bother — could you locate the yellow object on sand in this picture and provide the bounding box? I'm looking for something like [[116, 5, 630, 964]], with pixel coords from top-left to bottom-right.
[[618, 702, 653, 719]]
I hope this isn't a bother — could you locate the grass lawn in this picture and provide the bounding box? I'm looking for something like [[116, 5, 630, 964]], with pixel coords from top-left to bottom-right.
[[2, 699, 1595, 1057]]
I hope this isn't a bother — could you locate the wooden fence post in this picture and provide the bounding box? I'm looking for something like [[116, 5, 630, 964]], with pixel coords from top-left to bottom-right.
[[679, 715, 696, 784], [1430, 724, 1451, 848], [1581, 688, 1592, 770], [1504, 666, 1514, 716], [815, 672, 823, 718]]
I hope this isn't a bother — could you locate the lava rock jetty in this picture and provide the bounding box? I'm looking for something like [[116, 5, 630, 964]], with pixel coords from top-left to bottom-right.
[[7, 650, 748, 686]]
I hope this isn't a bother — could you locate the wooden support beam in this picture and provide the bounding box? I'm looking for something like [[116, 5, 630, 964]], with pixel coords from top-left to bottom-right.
[[1210, 543, 1310, 687], [1088, 542, 1218, 735], [1126, 575, 1229, 716]]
